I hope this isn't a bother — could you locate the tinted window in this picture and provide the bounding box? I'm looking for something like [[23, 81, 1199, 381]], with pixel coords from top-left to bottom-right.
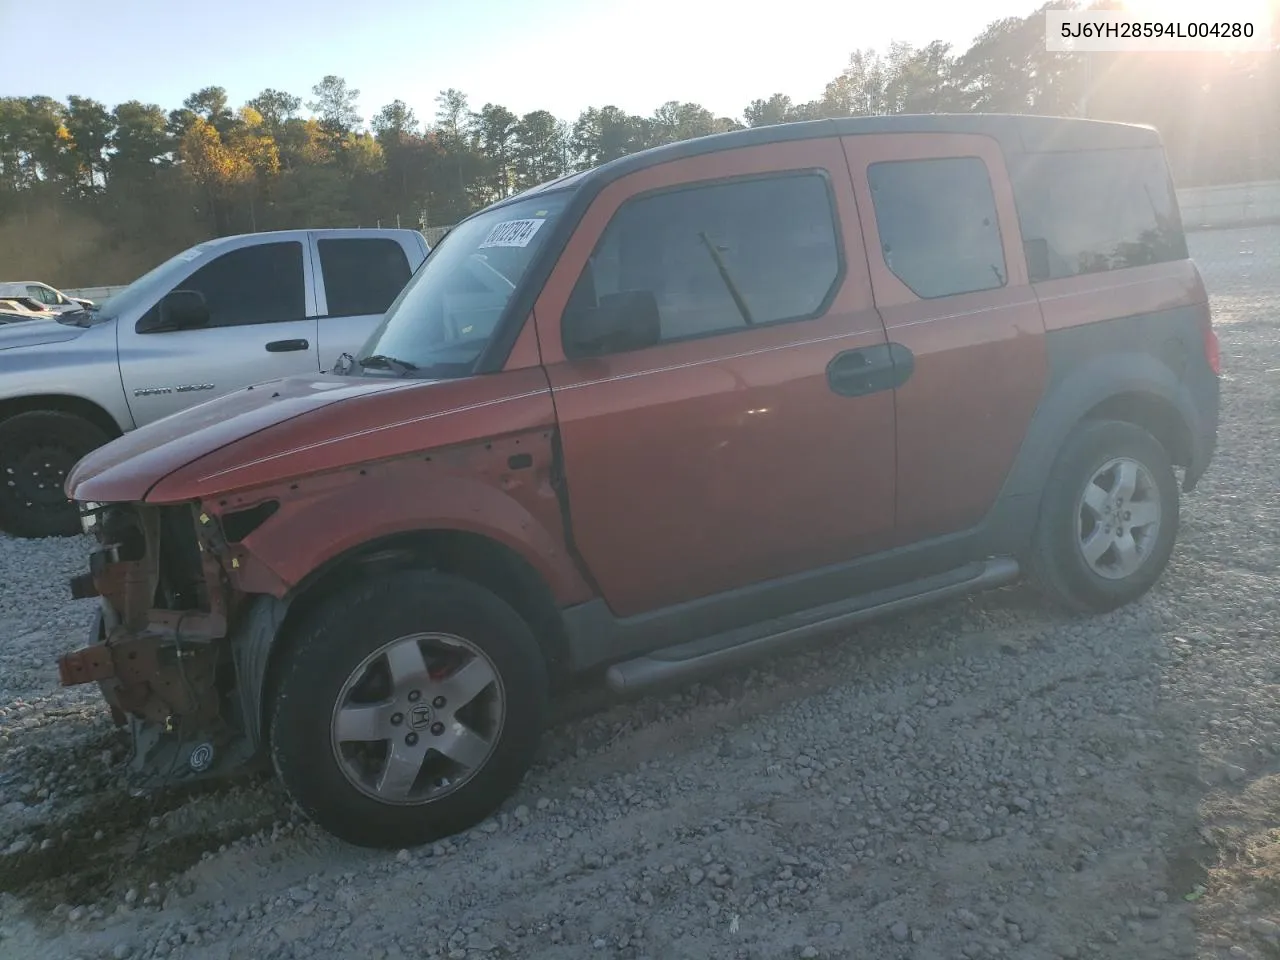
[[567, 172, 841, 349], [149, 242, 305, 329], [27, 285, 57, 304], [867, 157, 1007, 299], [318, 238, 412, 317], [1010, 148, 1188, 281]]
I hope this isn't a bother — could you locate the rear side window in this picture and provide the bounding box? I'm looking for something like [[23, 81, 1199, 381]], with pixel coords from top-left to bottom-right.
[[1010, 147, 1188, 281], [570, 171, 842, 346], [318, 238, 412, 317], [866, 157, 1008, 299]]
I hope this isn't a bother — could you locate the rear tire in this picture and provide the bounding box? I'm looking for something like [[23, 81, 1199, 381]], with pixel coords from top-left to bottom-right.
[[1029, 419, 1179, 614], [268, 569, 549, 849], [0, 411, 110, 539]]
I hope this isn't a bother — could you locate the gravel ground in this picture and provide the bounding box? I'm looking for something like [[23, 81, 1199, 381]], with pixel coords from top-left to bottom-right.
[[0, 225, 1277, 960]]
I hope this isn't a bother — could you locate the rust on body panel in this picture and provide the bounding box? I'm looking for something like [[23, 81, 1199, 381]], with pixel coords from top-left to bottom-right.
[[532, 137, 899, 616], [843, 133, 1050, 543], [57, 504, 233, 743]]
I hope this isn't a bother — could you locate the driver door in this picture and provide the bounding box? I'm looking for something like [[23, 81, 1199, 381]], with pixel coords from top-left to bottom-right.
[[532, 138, 899, 617], [117, 237, 321, 426]]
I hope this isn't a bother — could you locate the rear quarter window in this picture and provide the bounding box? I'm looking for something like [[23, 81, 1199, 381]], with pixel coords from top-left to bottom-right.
[[1010, 147, 1188, 281], [318, 238, 412, 317]]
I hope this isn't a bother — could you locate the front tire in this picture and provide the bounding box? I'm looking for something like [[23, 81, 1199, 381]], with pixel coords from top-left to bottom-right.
[[268, 569, 549, 849], [0, 411, 110, 539], [1029, 419, 1180, 614]]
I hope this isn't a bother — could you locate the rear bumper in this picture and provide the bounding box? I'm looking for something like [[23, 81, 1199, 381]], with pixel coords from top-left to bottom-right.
[[1183, 428, 1216, 491], [1182, 369, 1220, 492]]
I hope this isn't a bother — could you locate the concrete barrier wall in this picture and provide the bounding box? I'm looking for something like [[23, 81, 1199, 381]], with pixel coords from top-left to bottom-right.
[[1176, 180, 1280, 230], [64, 284, 129, 302]]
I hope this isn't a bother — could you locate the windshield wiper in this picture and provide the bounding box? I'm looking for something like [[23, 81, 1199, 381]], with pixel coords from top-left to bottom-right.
[[357, 353, 419, 376]]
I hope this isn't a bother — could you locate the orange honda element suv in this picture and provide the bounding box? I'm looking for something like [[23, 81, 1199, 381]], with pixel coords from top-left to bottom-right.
[[59, 114, 1220, 848]]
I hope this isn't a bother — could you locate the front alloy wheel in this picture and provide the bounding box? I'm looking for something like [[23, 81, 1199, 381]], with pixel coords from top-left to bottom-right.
[[331, 632, 505, 804], [269, 569, 548, 848]]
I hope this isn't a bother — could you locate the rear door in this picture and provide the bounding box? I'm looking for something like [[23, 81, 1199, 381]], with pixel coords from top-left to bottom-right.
[[117, 238, 320, 426], [311, 233, 418, 372], [843, 133, 1048, 543], [533, 138, 899, 617]]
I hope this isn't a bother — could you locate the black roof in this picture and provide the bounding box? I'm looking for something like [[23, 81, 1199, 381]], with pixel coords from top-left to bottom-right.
[[494, 113, 1161, 213]]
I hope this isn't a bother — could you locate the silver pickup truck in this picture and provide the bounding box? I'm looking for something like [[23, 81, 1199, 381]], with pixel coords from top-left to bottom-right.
[[0, 227, 429, 538]]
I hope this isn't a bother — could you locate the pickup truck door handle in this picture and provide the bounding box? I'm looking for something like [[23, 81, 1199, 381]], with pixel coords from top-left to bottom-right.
[[826, 343, 914, 397], [265, 338, 309, 353]]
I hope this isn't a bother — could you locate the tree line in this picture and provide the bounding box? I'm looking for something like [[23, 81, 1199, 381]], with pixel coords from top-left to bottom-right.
[[1, 0, 1275, 286]]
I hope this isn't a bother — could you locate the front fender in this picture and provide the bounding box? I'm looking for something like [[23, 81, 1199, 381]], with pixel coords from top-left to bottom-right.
[[216, 430, 592, 608]]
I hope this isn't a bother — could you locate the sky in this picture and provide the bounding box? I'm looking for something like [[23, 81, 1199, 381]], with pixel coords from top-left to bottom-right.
[[5, 0, 1049, 124]]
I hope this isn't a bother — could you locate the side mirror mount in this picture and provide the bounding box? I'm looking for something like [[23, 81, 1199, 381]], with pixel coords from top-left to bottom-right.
[[143, 290, 211, 333], [563, 290, 660, 358]]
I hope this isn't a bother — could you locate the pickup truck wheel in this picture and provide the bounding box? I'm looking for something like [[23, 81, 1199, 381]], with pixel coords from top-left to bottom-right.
[[268, 569, 549, 849], [0, 411, 110, 539], [1029, 419, 1179, 614]]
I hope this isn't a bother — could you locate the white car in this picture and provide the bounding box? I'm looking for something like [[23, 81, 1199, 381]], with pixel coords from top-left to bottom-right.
[[0, 281, 94, 313], [0, 297, 58, 319]]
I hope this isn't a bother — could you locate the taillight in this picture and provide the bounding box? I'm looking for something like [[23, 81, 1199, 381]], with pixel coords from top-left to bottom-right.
[[1201, 312, 1221, 376]]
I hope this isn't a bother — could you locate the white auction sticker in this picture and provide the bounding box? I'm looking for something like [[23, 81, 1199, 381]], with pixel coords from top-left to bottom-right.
[[478, 218, 546, 249]]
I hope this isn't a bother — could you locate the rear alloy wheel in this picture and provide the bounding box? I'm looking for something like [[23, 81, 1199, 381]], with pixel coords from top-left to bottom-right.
[[0, 411, 110, 538], [1029, 419, 1179, 613], [268, 569, 548, 848]]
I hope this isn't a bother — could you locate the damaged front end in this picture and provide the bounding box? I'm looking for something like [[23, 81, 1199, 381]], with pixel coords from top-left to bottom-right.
[[58, 501, 259, 786]]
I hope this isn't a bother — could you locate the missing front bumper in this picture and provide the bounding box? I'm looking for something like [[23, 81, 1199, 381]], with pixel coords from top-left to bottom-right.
[[56, 501, 254, 784]]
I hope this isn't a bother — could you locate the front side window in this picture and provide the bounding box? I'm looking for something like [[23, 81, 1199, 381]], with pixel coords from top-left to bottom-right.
[[139, 242, 305, 330], [357, 194, 570, 377], [867, 156, 1008, 299], [27, 284, 58, 305], [563, 171, 842, 354], [318, 238, 412, 318]]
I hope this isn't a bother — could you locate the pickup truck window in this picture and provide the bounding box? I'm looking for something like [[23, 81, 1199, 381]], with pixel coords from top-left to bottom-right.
[[318, 238, 411, 318], [866, 156, 1007, 300], [141, 241, 305, 329], [569, 171, 841, 347]]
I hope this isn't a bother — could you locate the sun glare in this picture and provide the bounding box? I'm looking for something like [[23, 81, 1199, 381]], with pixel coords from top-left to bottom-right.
[[1120, 0, 1273, 21]]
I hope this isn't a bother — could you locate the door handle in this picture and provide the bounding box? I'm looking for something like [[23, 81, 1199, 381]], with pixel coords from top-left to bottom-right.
[[265, 338, 309, 353], [826, 343, 914, 397]]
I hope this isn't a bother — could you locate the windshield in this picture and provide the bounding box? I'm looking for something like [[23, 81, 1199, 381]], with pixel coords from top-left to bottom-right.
[[91, 241, 216, 320], [357, 193, 570, 377]]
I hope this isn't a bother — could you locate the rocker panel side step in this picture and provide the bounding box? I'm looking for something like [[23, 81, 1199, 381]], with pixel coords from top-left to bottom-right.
[[604, 557, 1020, 694]]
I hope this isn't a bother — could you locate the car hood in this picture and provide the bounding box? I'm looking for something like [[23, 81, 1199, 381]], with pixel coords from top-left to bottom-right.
[[0, 319, 84, 351], [66, 374, 428, 503]]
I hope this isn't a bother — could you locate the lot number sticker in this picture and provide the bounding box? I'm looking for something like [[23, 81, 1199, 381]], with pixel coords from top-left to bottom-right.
[[478, 218, 546, 248]]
